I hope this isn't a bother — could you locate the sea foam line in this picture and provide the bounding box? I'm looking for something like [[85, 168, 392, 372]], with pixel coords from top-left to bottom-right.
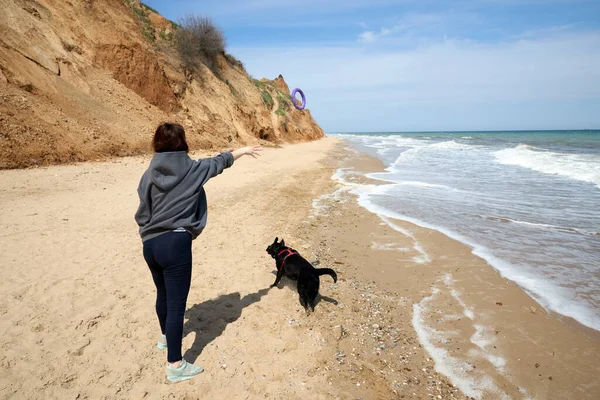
[[443, 274, 506, 372], [332, 160, 600, 331], [354, 194, 600, 332], [378, 215, 431, 264], [412, 286, 509, 400]]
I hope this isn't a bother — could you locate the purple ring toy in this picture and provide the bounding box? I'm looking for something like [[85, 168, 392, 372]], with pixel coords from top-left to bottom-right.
[[291, 88, 306, 110]]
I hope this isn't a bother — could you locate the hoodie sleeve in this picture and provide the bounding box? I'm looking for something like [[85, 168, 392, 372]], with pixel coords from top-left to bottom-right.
[[194, 151, 234, 186], [134, 175, 152, 227]]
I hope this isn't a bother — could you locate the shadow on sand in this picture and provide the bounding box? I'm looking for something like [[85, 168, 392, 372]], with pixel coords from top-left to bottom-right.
[[182, 288, 271, 363], [182, 273, 338, 362]]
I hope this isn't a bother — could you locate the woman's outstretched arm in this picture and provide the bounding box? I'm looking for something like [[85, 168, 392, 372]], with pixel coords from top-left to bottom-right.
[[231, 145, 263, 160]]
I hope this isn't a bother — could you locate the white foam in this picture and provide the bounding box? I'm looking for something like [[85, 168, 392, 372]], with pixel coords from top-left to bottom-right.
[[310, 186, 353, 218], [310, 193, 331, 217], [310, 171, 357, 218], [443, 274, 475, 320], [412, 254, 430, 264], [331, 167, 377, 188], [495, 144, 600, 189], [486, 215, 599, 237], [333, 141, 600, 331], [356, 195, 600, 332], [412, 287, 508, 400], [370, 242, 410, 252], [388, 147, 426, 167], [445, 274, 506, 369], [471, 325, 506, 371], [443, 274, 506, 371], [334, 133, 426, 149], [377, 215, 431, 264], [331, 167, 350, 181], [430, 140, 480, 150], [376, 147, 397, 157]]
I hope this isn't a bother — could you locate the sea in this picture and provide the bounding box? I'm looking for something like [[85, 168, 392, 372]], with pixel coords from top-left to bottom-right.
[[330, 130, 600, 332]]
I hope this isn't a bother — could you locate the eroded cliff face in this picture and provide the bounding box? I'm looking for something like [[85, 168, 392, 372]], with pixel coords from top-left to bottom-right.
[[0, 0, 324, 168]]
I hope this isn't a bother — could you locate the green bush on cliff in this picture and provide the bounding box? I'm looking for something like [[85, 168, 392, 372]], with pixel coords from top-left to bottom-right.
[[261, 89, 274, 109], [125, 0, 156, 42]]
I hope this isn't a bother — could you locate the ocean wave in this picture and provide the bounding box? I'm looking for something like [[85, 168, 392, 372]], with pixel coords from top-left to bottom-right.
[[429, 140, 480, 150], [331, 145, 600, 332], [483, 215, 599, 237], [353, 194, 600, 332], [388, 147, 429, 167], [494, 144, 600, 189], [376, 147, 397, 156], [385, 140, 484, 169], [334, 133, 431, 149]]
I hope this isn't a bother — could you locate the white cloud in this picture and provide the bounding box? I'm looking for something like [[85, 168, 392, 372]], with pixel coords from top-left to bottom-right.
[[356, 12, 463, 43], [358, 25, 401, 42], [231, 29, 600, 130], [236, 31, 600, 98], [514, 23, 578, 38], [358, 31, 377, 43]]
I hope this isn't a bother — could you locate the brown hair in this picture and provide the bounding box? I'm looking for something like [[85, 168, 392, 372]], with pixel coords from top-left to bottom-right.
[[152, 123, 189, 153]]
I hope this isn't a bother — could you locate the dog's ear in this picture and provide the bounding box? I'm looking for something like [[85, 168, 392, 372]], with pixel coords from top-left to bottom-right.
[[280, 239, 285, 246], [273, 237, 279, 244]]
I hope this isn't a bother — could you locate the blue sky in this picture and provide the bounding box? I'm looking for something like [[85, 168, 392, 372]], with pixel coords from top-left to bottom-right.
[[144, 0, 600, 132]]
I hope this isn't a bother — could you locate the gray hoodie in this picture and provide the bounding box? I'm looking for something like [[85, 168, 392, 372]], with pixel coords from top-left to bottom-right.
[[134, 151, 234, 242]]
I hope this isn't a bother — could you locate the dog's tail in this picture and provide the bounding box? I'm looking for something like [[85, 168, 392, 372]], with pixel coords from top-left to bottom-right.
[[316, 268, 337, 283]]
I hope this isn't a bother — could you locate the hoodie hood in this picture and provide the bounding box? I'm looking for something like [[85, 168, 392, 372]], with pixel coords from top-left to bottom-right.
[[135, 150, 234, 242], [148, 152, 193, 191]]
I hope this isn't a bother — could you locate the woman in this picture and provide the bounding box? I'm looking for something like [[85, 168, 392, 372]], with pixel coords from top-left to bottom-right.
[[134, 122, 262, 382]]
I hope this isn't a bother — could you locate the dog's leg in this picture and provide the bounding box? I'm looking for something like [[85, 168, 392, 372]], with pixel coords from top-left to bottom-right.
[[270, 268, 284, 287], [299, 294, 309, 313], [309, 298, 316, 313]]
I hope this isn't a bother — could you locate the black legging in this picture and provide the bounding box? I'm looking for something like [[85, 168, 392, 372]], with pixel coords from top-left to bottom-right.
[[143, 231, 192, 363]]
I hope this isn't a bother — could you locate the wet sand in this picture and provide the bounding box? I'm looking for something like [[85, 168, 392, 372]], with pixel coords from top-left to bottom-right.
[[308, 142, 600, 399]]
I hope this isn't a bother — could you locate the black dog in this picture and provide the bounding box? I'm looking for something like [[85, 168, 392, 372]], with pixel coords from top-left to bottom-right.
[[266, 237, 337, 313]]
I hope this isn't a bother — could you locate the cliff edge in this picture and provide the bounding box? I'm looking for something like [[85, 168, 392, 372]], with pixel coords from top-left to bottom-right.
[[0, 0, 325, 168]]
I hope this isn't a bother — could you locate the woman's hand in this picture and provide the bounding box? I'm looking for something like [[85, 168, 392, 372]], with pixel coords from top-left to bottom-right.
[[244, 145, 263, 158], [232, 145, 263, 160]]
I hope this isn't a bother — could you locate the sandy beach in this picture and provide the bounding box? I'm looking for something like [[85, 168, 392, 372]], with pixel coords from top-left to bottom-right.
[[1, 138, 599, 399]]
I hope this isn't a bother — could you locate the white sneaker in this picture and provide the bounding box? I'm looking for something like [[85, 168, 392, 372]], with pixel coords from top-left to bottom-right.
[[157, 334, 167, 350], [165, 359, 204, 382]]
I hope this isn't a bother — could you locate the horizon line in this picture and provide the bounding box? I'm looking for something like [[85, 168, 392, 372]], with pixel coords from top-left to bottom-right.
[[326, 129, 600, 134]]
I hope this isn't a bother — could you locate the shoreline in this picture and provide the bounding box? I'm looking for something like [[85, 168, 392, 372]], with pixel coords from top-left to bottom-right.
[[1, 137, 598, 399], [314, 140, 600, 398], [0, 138, 460, 399]]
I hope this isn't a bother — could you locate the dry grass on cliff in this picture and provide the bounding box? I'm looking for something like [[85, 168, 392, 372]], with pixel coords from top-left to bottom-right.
[[175, 15, 226, 74]]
